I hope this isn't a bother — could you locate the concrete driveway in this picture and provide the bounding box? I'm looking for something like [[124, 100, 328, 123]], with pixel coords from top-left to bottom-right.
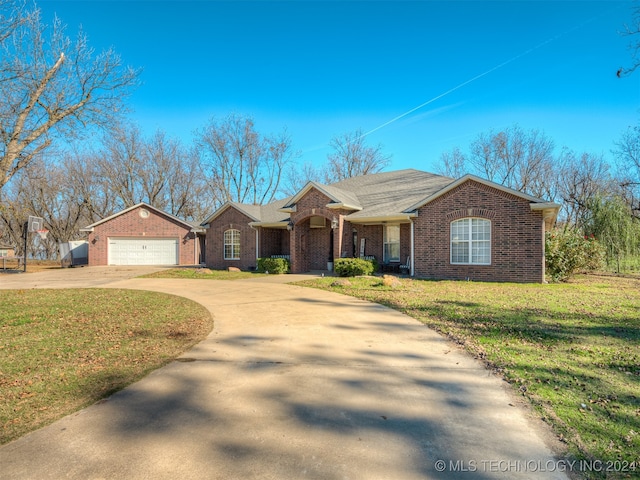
[[0, 269, 569, 479]]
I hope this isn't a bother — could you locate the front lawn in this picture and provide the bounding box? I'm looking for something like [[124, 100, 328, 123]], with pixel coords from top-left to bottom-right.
[[297, 274, 640, 479], [0, 289, 212, 444]]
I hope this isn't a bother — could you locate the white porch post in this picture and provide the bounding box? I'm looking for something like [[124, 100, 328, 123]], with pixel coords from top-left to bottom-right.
[[410, 220, 415, 277]]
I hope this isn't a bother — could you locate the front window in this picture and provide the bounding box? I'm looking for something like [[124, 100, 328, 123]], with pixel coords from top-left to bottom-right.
[[224, 229, 240, 260], [451, 218, 491, 265], [384, 224, 400, 263]]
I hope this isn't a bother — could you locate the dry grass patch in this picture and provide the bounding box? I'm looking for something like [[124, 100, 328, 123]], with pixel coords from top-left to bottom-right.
[[143, 267, 266, 280], [0, 289, 212, 444]]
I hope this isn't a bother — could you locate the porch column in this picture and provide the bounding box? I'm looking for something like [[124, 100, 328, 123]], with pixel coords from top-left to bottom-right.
[[289, 224, 298, 273], [410, 220, 415, 276], [334, 215, 343, 260]]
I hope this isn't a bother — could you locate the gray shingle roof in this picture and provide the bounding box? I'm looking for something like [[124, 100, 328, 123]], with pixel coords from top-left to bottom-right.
[[209, 168, 557, 225], [330, 169, 454, 220]]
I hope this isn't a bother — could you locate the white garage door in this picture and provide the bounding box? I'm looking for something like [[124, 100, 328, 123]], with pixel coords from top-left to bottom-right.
[[108, 238, 179, 265]]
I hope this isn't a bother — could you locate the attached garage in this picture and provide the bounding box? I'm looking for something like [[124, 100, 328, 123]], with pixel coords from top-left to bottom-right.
[[108, 237, 179, 265], [81, 203, 205, 267]]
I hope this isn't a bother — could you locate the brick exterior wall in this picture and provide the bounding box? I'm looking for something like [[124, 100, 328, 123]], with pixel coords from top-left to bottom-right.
[[259, 227, 289, 258], [413, 180, 545, 283], [87, 206, 199, 266], [205, 207, 258, 271], [289, 188, 351, 273], [202, 179, 547, 281]]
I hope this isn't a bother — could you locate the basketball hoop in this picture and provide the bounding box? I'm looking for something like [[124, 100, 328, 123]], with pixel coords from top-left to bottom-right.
[[36, 229, 49, 241]]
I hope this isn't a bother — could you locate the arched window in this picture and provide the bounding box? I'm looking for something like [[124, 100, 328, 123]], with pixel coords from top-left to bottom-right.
[[450, 218, 491, 265], [224, 229, 240, 260]]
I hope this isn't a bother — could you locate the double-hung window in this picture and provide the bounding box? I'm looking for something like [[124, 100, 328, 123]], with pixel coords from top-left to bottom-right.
[[383, 225, 400, 263], [224, 229, 240, 260], [450, 218, 491, 265]]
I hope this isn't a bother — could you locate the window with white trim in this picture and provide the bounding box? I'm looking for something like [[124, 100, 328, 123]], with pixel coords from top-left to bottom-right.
[[450, 218, 491, 265], [383, 224, 400, 263], [224, 229, 240, 260]]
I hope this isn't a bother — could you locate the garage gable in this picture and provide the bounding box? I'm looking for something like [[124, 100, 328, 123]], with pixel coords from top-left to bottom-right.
[[82, 203, 202, 266]]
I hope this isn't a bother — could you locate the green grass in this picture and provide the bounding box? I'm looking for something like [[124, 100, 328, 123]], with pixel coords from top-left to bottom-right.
[[142, 267, 267, 280], [297, 274, 640, 480], [0, 289, 212, 445]]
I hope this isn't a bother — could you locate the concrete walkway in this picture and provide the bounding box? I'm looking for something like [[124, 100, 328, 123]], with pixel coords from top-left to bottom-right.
[[0, 269, 568, 479]]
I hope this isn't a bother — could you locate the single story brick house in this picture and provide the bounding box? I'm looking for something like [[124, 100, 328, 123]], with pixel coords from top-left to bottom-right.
[[202, 169, 560, 283], [81, 203, 205, 266]]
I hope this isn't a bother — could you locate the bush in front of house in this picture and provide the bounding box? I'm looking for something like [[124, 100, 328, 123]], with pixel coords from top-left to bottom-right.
[[334, 257, 376, 277], [545, 228, 605, 282], [257, 257, 290, 274]]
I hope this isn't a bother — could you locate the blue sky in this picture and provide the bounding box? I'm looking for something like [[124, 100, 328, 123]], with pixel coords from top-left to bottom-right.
[[39, 0, 640, 172]]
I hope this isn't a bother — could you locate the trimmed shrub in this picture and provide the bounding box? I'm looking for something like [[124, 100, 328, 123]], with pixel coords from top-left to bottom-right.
[[257, 257, 290, 274], [334, 257, 376, 277], [545, 228, 605, 282]]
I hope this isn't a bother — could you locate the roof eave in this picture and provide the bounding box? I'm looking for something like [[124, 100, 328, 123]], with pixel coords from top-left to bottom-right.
[[406, 174, 549, 212], [347, 213, 417, 225], [327, 202, 363, 211], [202, 202, 261, 225], [530, 202, 561, 229]]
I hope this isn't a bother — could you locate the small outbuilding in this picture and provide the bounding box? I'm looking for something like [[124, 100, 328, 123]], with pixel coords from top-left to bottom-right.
[[0, 245, 16, 258], [81, 203, 204, 266]]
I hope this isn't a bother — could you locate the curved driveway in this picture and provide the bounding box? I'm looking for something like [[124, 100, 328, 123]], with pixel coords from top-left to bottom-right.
[[0, 268, 568, 479]]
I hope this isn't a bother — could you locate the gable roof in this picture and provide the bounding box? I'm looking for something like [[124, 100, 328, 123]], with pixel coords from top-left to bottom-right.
[[201, 169, 560, 227], [404, 174, 560, 228], [281, 181, 362, 211], [331, 169, 454, 222], [202, 198, 291, 227], [80, 202, 205, 233]]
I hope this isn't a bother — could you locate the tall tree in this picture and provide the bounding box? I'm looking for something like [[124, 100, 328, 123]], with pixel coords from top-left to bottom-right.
[[94, 122, 211, 221], [557, 150, 614, 226], [617, 2, 640, 77], [436, 124, 557, 200], [0, 0, 139, 190], [282, 160, 323, 197], [196, 113, 296, 206], [583, 195, 640, 272], [325, 129, 391, 182], [613, 125, 640, 216], [437, 146, 466, 179]]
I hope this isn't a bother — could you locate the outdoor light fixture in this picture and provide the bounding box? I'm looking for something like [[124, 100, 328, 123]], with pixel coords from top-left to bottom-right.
[[331, 216, 338, 230], [287, 220, 294, 231]]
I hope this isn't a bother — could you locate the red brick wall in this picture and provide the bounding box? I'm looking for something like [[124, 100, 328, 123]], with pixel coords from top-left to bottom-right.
[[205, 207, 258, 271], [289, 188, 351, 273], [413, 180, 545, 283], [259, 227, 289, 258], [87, 206, 198, 266], [343, 223, 410, 265]]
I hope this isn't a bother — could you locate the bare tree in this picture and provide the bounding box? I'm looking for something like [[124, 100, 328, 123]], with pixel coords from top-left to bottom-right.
[[613, 125, 640, 216], [617, 3, 640, 77], [557, 149, 614, 226], [0, 0, 139, 190], [282, 160, 324, 197], [93, 122, 212, 221], [94, 123, 145, 209], [196, 113, 296, 206], [437, 146, 466, 178], [325, 129, 391, 182], [466, 125, 556, 198], [436, 125, 558, 199]]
